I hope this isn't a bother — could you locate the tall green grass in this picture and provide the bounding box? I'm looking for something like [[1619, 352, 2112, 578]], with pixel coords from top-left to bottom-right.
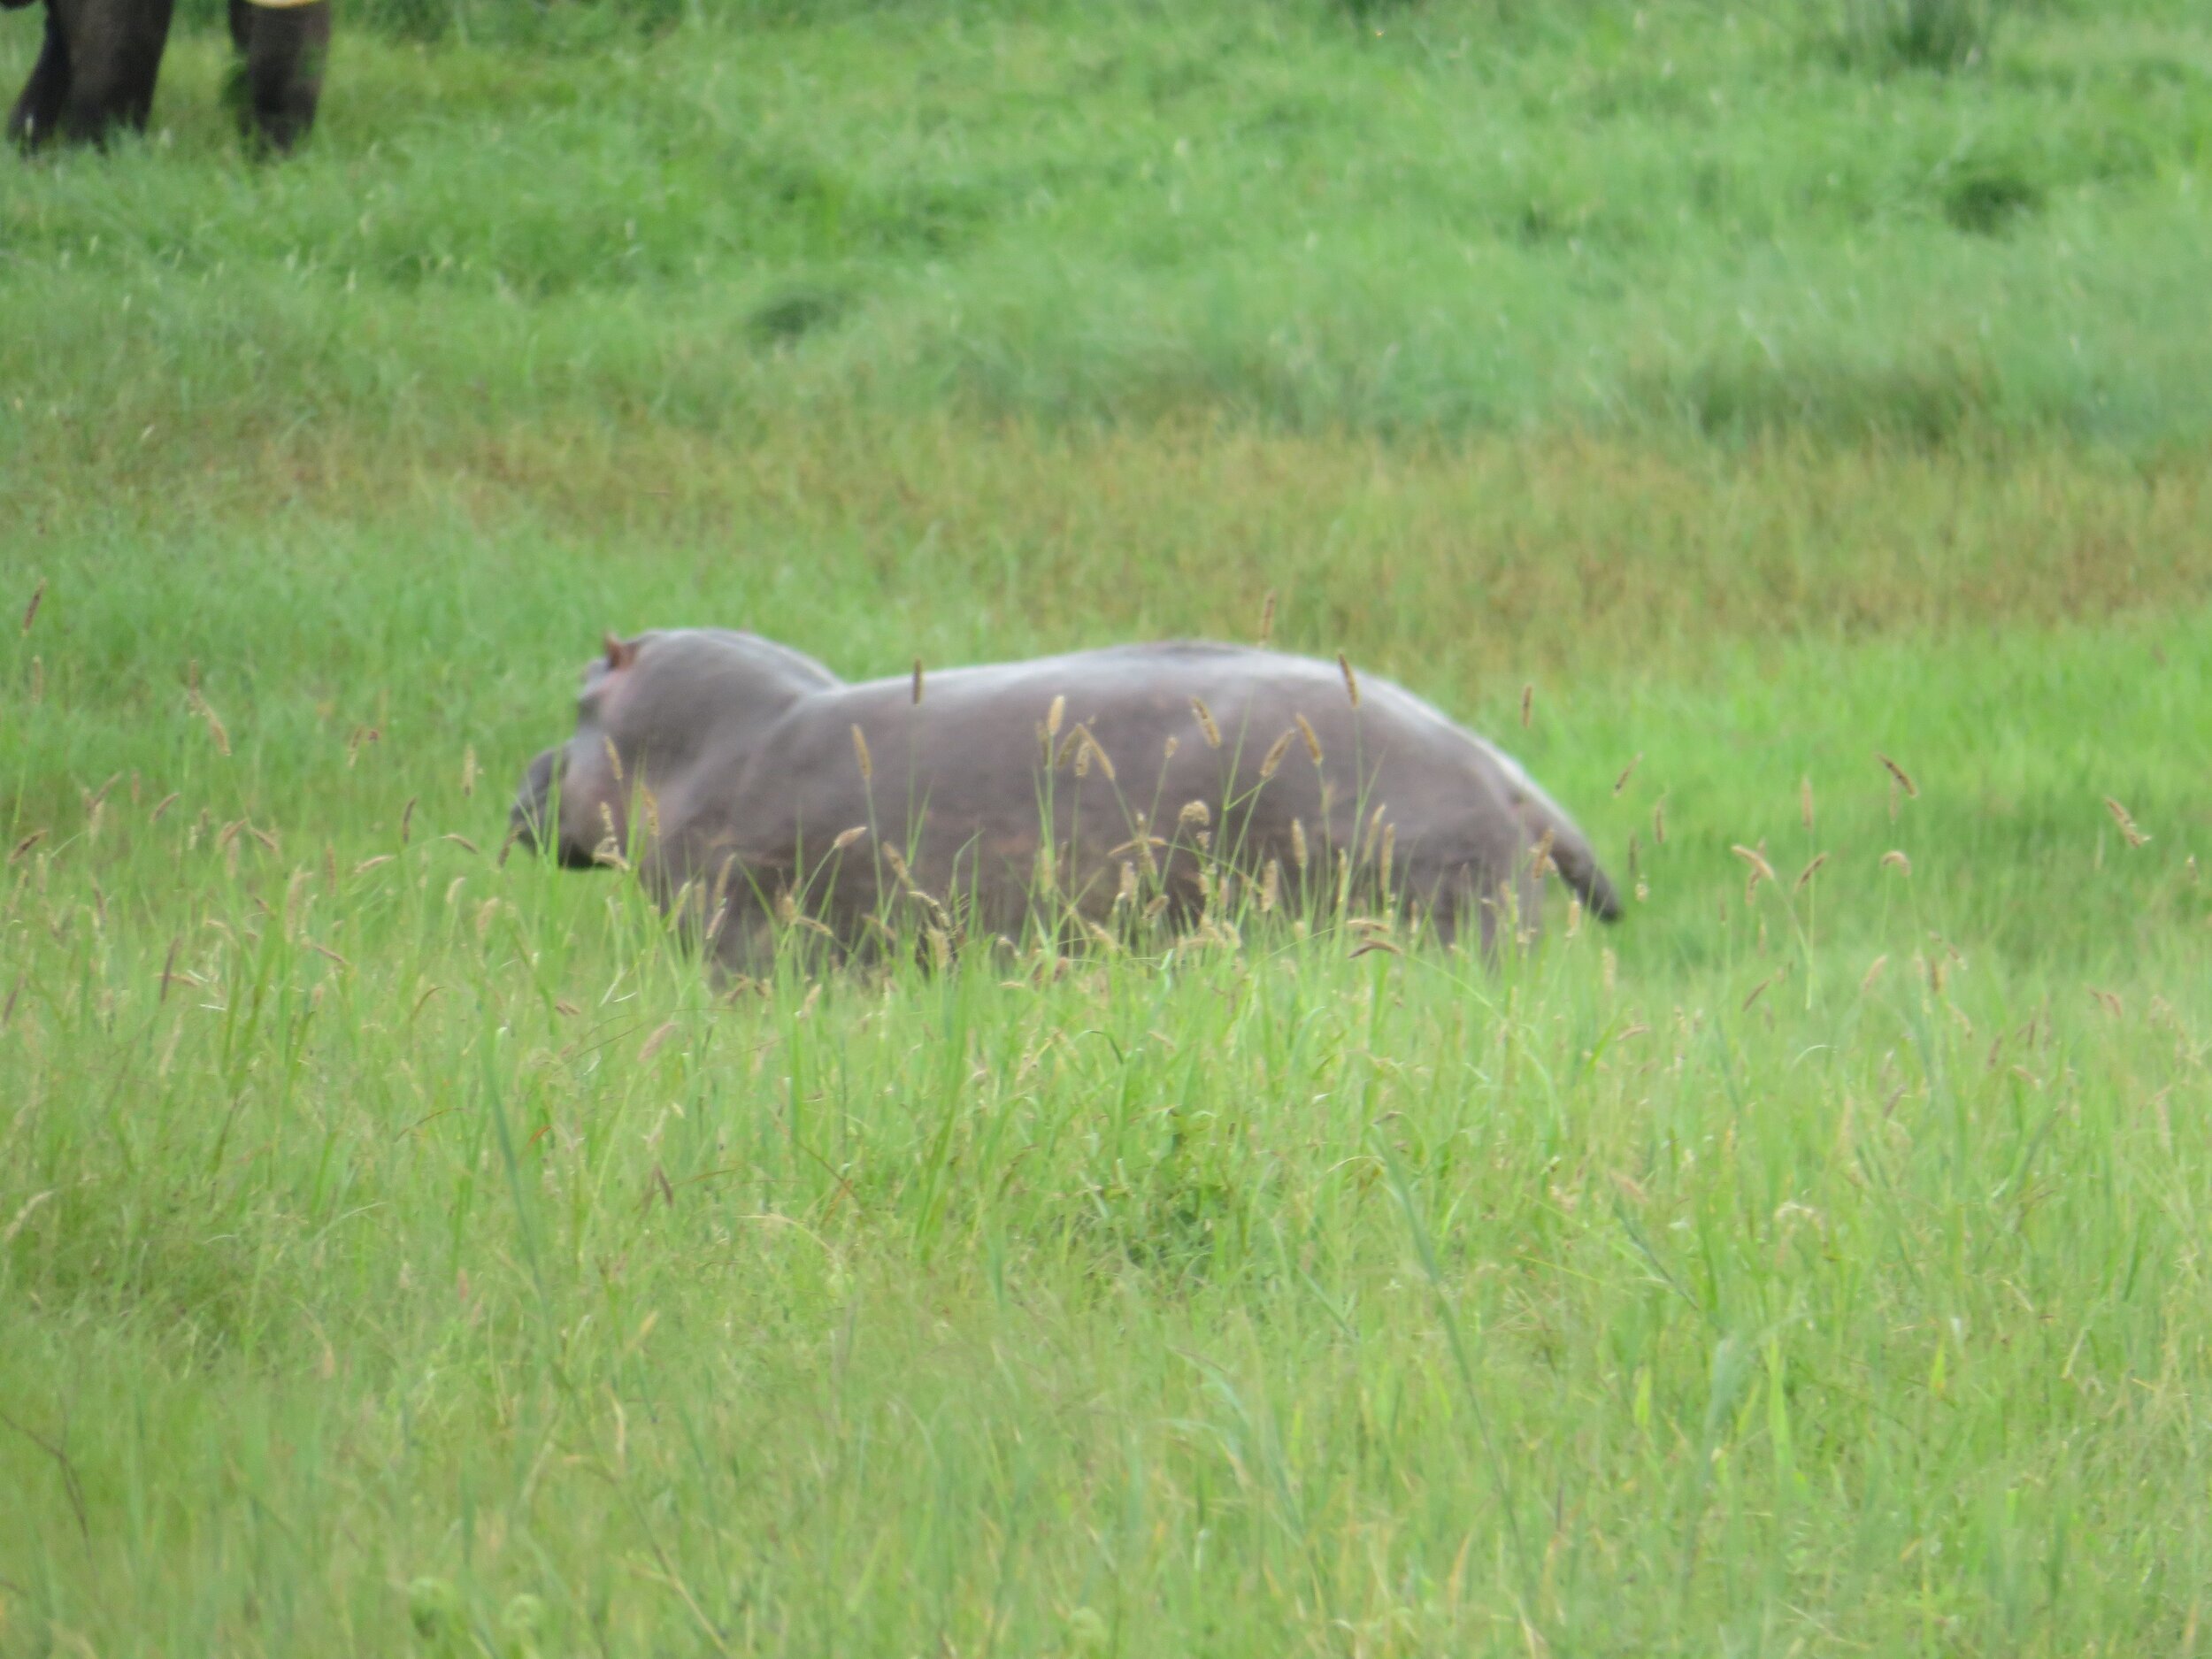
[[4, 0, 2210, 450], [4, 490, 2208, 1653]]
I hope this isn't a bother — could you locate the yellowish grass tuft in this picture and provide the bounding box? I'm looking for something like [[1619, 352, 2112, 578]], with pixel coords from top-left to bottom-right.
[[2103, 797, 2149, 849], [1189, 697, 1222, 749], [187, 689, 232, 757]]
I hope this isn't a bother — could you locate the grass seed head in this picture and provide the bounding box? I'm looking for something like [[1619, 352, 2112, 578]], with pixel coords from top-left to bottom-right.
[[1731, 842, 1778, 896], [1291, 818, 1310, 871], [1258, 729, 1294, 780], [1531, 827, 1557, 880], [1046, 694, 1066, 739], [1189, 696, 1222, 749], [188, 690, 231, 757], [1123, 816, 1161, 878], [1081, 727, 1115, 782], [1295, 712, 1323, 765], [1337, 652, 1361, 708], [2102, 796, 2148, 848], [850, 724, 873, 782]]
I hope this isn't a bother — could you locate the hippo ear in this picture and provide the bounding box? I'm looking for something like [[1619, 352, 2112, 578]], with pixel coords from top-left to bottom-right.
[[603, 633, 638, 672]]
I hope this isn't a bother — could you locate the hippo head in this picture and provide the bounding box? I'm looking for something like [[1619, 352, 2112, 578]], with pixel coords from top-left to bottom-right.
[[510, 628, 843, 871], [511, 633, 653, 870]]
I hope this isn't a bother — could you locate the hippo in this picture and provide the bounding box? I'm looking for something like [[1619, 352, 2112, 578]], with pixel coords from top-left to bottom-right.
[[511, 628, 1619, 972]]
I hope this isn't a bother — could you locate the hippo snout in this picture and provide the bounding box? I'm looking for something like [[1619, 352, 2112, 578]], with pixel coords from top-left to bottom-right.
[[511, 748, 614, 870], [511, 749, 560, 856]]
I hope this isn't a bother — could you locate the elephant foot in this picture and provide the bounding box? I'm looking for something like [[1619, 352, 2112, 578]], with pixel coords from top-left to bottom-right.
[[227, 0, 329, 154]]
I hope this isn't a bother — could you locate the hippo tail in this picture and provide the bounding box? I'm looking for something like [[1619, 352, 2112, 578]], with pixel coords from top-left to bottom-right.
[[1473, 738, 1624, 924], [1542, 829, 1624, 923]]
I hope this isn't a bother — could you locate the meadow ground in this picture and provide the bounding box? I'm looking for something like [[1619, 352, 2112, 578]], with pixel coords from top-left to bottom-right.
[[3, 1, 2210, 1653]]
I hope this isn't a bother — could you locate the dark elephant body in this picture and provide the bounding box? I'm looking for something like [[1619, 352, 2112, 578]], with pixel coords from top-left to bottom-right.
[[7, 0, 326, 151], [513, 630, 1621, 972]]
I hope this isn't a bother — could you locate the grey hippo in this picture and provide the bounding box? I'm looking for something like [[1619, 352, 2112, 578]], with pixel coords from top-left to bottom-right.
[[511, 628, 1619, 972]]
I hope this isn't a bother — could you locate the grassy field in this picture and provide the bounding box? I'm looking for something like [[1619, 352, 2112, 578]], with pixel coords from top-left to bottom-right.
[[4, 1, 2211, 1653]]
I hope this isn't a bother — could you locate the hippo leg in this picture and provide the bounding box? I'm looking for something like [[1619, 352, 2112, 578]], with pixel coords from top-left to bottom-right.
[[1425, 862, 1542, 958], [707, 900, 817, 983]]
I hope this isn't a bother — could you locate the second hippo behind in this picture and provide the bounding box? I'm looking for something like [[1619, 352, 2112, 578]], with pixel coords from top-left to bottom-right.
[[511, 627, 1620, 972]]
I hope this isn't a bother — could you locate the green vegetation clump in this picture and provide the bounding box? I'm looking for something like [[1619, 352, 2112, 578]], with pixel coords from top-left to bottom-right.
[[4, 0, 2209, 450], [1832, 0, 2005, 73], [4, 0, 2210, 1652]]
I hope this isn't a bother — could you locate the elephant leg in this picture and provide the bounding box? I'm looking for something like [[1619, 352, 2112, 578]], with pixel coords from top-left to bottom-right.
[[6, 9, 71, 149], [226, 0, 327, 154], [52, 0, 173, 145]]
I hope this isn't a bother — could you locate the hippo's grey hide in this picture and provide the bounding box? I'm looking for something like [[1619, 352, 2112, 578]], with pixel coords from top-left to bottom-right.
[[512, 629, 1620, 971]]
